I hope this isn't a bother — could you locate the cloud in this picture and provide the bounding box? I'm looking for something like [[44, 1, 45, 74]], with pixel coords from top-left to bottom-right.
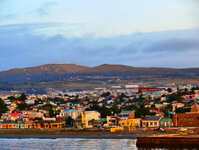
[[143, 38, 199, 54], [35, 1, 57, 16], [0, 23, 199, 71]]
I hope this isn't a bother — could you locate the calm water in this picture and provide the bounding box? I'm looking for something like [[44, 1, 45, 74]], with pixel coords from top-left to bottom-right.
[[0, 138, 137, 150]]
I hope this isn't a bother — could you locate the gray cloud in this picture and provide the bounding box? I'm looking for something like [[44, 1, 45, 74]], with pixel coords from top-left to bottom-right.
[[143, 38, 199, 54], [0, 23, 199, 71]]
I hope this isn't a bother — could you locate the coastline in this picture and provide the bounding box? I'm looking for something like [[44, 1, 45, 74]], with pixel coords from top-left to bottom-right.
[[0, 129, 139, 139], [1, 129, 199, 149], [0, 133, 137, 139]]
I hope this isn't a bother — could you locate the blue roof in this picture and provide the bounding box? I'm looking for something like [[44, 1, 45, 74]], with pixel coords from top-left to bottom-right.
[[63, 109, 81, 113], [152, 92, 162, 95], [143, 116, 162, 121], [2, 121, 15, 124]]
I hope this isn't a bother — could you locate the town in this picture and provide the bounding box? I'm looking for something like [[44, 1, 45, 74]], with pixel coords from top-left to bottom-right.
[[0, 84, 199, 133]]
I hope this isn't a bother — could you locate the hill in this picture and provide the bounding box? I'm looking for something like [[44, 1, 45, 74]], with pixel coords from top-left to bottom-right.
[[0, 64, 199, 92], [0, 64, 90, 82]]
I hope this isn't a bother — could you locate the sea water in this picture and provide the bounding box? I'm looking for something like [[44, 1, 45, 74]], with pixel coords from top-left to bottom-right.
[[0, 138, 137, 150]]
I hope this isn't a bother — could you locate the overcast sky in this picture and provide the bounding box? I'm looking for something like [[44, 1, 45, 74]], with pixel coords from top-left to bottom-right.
[[0, 0, 199, 71]]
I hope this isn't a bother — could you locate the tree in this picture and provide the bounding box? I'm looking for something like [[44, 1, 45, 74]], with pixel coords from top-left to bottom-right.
[[184, 88, 188, 94], [167, 88, 172, 93], [17, 103, 29, 110], [34, 117, 43, 121], [151, 104, 157, 110], [66, 116, 74, 127], [0, 98, 8, 116], [110, 104, 121, 115], [20, 93, 27, 102], [135, 104, 150, 118], [49, 108, 55, 117], [175, 107, 190, 113]]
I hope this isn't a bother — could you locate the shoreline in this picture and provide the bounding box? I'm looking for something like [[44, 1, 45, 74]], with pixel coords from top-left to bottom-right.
[[1, 130, 199, 149], [0, 133, 137, 139], [0, 129, 140, 139]]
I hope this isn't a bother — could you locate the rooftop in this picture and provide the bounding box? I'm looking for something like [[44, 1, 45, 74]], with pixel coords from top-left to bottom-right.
[[143, 116, 162, 121], [190, 102, 199, 113]]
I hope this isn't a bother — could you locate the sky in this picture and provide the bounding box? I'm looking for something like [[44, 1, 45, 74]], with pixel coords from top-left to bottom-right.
[[0, 0, 199, 71]]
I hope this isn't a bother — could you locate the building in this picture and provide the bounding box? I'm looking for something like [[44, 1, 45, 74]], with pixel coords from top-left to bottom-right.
[[84, 111, 101, 128], [58, 109, 81, 120], [142, 116, 162, 127], [138, 87, 165, 93], [118, 111, 135, 127], [15, 121, 25, 129], [159, 118, 173, 128], [1, 121, 15, 129], [173, 102, 199, 127], [8, 113, 22, 121], [105, 116, 118, 127], [33, 121, 65, 129]]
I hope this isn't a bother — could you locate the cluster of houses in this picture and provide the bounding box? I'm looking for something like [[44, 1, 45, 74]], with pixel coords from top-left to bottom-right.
[[0, 84, 199, 129]]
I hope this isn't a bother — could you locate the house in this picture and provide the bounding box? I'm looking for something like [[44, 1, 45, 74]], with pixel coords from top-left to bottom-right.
[[15, 121, 25, 129], [173, 102, 199, 127], [142, 116, 162, 127], [1, 121, 15, 129], [33, 121, 65, 128], [88, 118, 107, 127], [9, 113, 23, 121], [150, 92, 162, 100], [83, 111, 101, 128], [105, 116, 118, 127], [172, 102, 185, 111], [43, 121, 65, 129], [150, 110, 164, 116], [132, 118, 142, 127], [159, 118, 173, 128], [58, 109, 81, 120], [0, 113, 8, 120], [118, 111, 135, 127], [25, 121, 34, 128]]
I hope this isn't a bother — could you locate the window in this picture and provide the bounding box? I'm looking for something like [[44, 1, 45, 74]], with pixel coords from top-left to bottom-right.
[[150, 122, 153, 125], [197, 117, 199, 120], [184, 117, 186, 120], [180, 117, 183, 121], [154, 122, 157, 125]]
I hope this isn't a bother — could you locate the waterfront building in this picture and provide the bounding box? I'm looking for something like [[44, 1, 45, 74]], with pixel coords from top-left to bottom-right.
[[173, 102, 199, 127], [1, 121, 15, 129], [142, 116, 162, 127], [118, 111, 135, 127], [84, 111, 101, 128], [33, 121, 65, 129], [24, 121, 34, 128], [105, 116, 118, 127], [159, 118, 173, 128], [15, 121, 25, 129]]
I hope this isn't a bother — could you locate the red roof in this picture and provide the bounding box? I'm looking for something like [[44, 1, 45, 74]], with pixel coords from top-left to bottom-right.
[[150, 110, 163, 114], [10, 113, 22, 117]]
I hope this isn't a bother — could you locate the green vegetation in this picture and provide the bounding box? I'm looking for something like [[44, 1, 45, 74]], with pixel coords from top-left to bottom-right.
[[0, 98, 8, 116]]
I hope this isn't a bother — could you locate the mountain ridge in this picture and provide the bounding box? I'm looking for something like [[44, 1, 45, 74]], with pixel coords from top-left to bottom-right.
[[0, 63, 199, 83]]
